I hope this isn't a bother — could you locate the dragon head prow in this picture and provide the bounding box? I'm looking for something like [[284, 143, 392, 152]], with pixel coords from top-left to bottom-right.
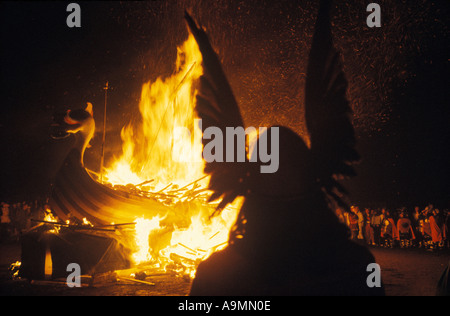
[[50, 102, 95, 164]]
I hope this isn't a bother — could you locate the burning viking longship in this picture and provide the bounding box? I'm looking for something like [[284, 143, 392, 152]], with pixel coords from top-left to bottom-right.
[[19, 30, 242, 281]]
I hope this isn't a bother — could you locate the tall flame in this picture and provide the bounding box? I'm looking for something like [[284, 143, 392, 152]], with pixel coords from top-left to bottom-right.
[[104, 34, 241, 276], [106, 34, 205, 189]]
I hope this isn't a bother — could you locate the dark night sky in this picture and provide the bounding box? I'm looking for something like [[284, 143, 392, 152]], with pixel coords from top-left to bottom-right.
[[0, 1, 449, 210]]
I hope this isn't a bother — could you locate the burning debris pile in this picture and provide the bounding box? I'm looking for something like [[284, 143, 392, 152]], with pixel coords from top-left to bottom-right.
[[104, 177, 242, 279]]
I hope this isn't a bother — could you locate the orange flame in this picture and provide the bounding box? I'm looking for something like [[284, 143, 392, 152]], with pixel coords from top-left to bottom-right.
[[106, 33, 204, 189], [104, 34, 241, 277]]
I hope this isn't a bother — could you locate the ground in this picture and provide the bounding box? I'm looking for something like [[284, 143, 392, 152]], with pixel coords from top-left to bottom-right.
[[0, 242, 448, 296], [371, 246, 449, 296]]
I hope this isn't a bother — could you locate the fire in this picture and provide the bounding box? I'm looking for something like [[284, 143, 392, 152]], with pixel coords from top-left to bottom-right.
[[103, 34, 241, 277], [106, 33, 205, 189], [43, 207, 60, 234], [132, 216, 164, 264]]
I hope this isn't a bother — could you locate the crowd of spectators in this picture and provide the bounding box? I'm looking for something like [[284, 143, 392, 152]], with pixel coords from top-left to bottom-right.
[[337, 204, 449, 251], [1, 199, 449, 252], [0, 200, 50, 243]]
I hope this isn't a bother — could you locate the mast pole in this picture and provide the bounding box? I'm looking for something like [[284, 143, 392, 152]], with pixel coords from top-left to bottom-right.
[[100, 81, 109, 184]]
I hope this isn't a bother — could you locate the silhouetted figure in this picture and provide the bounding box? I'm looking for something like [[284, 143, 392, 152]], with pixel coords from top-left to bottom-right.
[[186, 0, 384, 296]]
